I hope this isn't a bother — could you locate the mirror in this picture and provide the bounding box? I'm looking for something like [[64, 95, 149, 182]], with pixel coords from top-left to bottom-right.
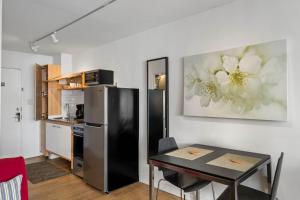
[[147, 57, 169, 160]]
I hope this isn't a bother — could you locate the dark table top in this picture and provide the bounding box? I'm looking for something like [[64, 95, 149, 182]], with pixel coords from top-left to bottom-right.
[[149, 144, 271, 181]]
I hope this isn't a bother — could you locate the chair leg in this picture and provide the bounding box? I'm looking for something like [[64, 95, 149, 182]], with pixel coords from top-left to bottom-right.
[[184, 193, 186, 200], [196, 190, 200, 200], [156, 179, 165, 200], [211, 182, 216, 200], [180, 189, 183, 200]]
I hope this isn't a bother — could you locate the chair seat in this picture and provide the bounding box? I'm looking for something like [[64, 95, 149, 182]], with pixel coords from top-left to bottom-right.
[[184, 179, 211, 193], [164, 171, 210, 193], [217, 185, 271, 200]]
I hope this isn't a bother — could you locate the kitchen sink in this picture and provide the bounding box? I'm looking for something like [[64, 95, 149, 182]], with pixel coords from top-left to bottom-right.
[[51, 117, 84, 124]]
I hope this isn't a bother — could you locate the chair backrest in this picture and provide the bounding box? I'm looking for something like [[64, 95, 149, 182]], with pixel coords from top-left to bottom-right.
[[271, 152, 284, 200], [158, 137, 178, 175], [158, 137, 178, 154]]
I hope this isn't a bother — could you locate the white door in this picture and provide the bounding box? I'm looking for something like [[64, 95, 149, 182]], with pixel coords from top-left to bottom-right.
[[0, 68, 22, 158]]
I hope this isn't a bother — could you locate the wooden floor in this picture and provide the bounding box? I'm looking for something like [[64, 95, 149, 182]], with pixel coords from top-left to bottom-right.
[[27, 157, 179, 200]]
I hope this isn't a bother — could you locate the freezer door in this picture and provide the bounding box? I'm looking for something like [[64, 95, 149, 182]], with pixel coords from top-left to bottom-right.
[[83, 124, 107, 191], [84, 86, 107, 124]]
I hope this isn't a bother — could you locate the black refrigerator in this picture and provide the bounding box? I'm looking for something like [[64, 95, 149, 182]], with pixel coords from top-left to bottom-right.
[[84, 85, 139, 193]]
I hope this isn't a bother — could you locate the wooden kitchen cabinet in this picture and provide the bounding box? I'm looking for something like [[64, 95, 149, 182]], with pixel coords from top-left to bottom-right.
[[47, 71, 87, 90], [46, 122, 72, 160], [35, 64, 61, 120]]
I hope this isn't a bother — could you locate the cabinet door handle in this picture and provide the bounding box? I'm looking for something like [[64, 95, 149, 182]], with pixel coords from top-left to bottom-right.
[[52, 125, 61, 128]]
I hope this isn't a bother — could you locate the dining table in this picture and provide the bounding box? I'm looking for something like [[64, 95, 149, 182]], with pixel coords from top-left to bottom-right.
[[148, 144, 272, 200]]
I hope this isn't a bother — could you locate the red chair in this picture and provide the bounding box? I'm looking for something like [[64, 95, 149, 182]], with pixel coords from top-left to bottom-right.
[[0, 157, 28, 200]]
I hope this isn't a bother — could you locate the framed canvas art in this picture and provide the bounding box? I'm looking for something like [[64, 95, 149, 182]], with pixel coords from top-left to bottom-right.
[[183, 40, 287, 121]]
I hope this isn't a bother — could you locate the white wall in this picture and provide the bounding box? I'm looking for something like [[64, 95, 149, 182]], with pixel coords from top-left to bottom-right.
[[51, 52, 84, 118], [73, 0, 300, 199], [1, 50, 53, 158], [53, 53, 73, 74]]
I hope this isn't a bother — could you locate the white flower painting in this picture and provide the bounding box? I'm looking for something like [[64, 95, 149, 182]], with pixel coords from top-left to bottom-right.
[[184, 40, 287, 121]]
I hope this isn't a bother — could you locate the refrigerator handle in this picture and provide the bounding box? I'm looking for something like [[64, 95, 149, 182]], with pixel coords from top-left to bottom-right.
[[85, 123, 104, 128]]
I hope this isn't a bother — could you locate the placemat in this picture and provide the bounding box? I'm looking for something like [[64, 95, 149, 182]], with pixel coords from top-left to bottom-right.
[[207, 153, 262, 172], [165, 147, 213, 160]]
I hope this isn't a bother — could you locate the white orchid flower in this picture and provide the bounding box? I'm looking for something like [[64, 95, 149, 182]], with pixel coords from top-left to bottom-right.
[[185, 65, 222, 107], [216, 53, 262, 86], [196, 79, 222, 107], [213, 48, 264, 113], [214, 46, 285, 113]]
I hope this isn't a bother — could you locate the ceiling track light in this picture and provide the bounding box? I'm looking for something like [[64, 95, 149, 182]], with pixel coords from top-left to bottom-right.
[[29, 0, 118, 52], [30, 42, 40, 53], [50, 32, 59, 43]]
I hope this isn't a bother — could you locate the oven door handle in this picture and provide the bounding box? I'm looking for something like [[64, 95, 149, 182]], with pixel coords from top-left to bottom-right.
[[73, 133, 84, 137]]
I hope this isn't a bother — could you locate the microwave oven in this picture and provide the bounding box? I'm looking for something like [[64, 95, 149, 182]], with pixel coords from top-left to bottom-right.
[[85, 69, 114, 86]]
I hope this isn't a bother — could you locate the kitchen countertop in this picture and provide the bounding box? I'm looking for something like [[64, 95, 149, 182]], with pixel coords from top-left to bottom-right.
[[46, 118, 84, 126]]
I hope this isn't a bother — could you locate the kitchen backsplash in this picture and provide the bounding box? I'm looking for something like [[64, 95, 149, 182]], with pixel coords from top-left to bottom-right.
[[61, 90, 84, 118]]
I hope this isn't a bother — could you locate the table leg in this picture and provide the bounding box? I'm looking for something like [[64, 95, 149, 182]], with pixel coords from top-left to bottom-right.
[[196, 190, 200, 200], [229, 182, 238, 200], [267, 162, 272, 193], [149, 164, 155, 200]]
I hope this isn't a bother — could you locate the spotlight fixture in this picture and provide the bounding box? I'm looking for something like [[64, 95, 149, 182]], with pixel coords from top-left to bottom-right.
[[50, 32, 59, 43], [30, 42, 40, 53]]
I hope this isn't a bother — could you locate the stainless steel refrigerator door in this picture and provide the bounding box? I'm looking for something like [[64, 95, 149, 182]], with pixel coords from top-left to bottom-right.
[[84, 86, 107, 124], [83, 124, 107, 192]]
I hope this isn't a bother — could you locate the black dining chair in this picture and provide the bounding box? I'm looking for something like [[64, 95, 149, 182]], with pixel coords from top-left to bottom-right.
[[156, 137, 216, 200], [217, 152, 284, 200]]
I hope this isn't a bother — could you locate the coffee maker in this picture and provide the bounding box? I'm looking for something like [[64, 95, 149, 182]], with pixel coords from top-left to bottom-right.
[[75, 104, 84, 119]]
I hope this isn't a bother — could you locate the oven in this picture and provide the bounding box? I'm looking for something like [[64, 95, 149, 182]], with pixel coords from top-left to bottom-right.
[[73, 124, 84, 178]]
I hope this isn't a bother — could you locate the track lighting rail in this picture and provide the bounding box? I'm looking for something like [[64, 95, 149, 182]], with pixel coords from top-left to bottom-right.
[[30, 0, 118, 52]]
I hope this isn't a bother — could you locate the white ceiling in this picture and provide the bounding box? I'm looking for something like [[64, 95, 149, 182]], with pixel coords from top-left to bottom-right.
[[3, 0, 235, 55]]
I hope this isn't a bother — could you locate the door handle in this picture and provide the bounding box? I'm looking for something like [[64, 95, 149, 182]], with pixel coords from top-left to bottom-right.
[[13, 112, 21, 122]]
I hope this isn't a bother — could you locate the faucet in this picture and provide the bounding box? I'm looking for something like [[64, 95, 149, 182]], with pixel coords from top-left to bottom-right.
[[65, 103, 71, 120]]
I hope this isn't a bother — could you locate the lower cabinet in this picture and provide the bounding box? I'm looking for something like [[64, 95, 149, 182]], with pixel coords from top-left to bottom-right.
[[46, 122, 72, 160]]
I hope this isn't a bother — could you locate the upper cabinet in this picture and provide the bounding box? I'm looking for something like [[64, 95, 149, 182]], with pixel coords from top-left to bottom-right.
[[35, 64, 62, 120]]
